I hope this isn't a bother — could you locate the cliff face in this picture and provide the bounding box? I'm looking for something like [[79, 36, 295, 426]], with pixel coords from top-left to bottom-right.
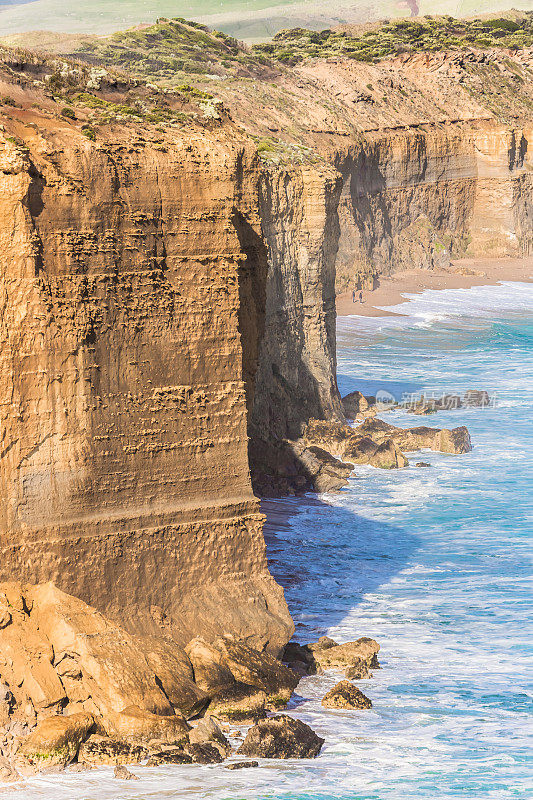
[[0, 110, 292, 653], [335, 121, 532, 290], [0, 36, 530, 651], [248, 164, 345, 494]]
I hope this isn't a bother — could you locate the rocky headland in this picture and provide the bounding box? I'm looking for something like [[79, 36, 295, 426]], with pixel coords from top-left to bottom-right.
[[0, 11, 530, 780]]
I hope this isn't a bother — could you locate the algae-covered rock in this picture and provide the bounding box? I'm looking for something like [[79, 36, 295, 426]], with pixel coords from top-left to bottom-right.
[[321, 680, 372, 709], [237, 715, 324, 759], [17, 712, 94, 769]]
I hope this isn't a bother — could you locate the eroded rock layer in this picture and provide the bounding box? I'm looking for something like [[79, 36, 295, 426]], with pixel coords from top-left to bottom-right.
[[0, 112, 292, 652], [0, 33, 530, 647]]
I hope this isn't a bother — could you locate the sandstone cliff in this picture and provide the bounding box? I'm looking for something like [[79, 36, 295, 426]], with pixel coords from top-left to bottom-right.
[[0, 61, 292, 652], [0, 22, 530, 653]]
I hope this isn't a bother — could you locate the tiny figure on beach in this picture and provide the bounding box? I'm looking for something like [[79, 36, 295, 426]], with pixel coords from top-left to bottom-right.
[[352, 290, 356, 303], [359, 291, 363, 303]]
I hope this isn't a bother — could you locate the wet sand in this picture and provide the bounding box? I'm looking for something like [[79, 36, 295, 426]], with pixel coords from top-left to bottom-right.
[[336, 257, 533, 317]]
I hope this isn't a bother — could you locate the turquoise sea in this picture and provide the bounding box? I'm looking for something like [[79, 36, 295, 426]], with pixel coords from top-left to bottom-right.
[[17, 280, 533, 799]]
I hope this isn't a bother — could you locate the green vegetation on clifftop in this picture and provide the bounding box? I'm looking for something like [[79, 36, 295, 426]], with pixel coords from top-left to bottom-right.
[[254, 13, 533, 64], [77, 17, 271, 81]]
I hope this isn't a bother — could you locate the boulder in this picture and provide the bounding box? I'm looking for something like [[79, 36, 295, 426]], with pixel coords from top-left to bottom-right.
[[146, 748, 192, 766], [357, 418, 472, 455], [189, 716, 231, 758], [114, 764, 139, 781], [311, 638, 380, 671], [210, 636, 299, 704], [343, 435, 408, 469], [185, 637, 235, 694], [184, 742, 224, 764], [207, 682, 267, 723], [312, 636, 338, 651], [27, 583, 174, 719], [237, 715, 324, 759], [141, 636, 209, 719], [299, 446, 354, 493], [106, 706, 190, 744], [321, 681, 372, 709], [345, 659, 372, 680], [0, 755, 20, 782], [225, 760, 258, 769], [302, 419, 354, 457], [78, 734, 146, 766], [17, 712, 94, 769], [282, 641, 314, 666], [436, 426, 472, 454], [369, 439, 409, 469], [342, 391, 370, 419], [415, 462, 431, 467], [0, 586, 66, 713]]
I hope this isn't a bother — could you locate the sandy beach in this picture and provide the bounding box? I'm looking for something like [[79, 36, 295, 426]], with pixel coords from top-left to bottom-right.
[[336, 257, 533, 317]]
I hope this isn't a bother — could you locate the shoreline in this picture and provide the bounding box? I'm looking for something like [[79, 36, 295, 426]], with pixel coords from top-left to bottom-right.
[[336, 256, 533, 317]]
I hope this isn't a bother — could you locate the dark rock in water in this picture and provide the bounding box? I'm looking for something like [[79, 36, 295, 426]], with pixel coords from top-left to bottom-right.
[[345, 658, 372, 680], [114, 764, 139, 780], [225, 760, 259, 770], [207, 681, 267, 723], [464, 389, 490, 407], [288, 660, 309, 679], [189, 716, 231, 758], [79, 734, 146, 766], [68, 762, 93, 772], [211, 635, 299, 702], [283, 641, 314, 665], [300, 445, 354, 493], [321, 681, 372, 710], [146, 748, 193, 766], [313, 636, 338, 651], [185, 742, 224, 764], [312, 637, 380, 671], [415, 462, 431, 468], [237, 715, 324, 759]]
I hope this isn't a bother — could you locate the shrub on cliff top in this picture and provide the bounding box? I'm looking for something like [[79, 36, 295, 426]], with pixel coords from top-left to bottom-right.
[[254, 12, 533, 64]]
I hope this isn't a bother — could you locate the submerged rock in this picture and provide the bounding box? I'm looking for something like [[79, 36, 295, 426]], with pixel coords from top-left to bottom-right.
[[345, 658, 373, 680], [311, 637, 380, 671], [321, 681, 372, 710], [114, 764, 139, 781], [225, 760, 258, 769], [237, 715, 324, 759], [189, 716, 231, 758], [146, 748, 193, 766]]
